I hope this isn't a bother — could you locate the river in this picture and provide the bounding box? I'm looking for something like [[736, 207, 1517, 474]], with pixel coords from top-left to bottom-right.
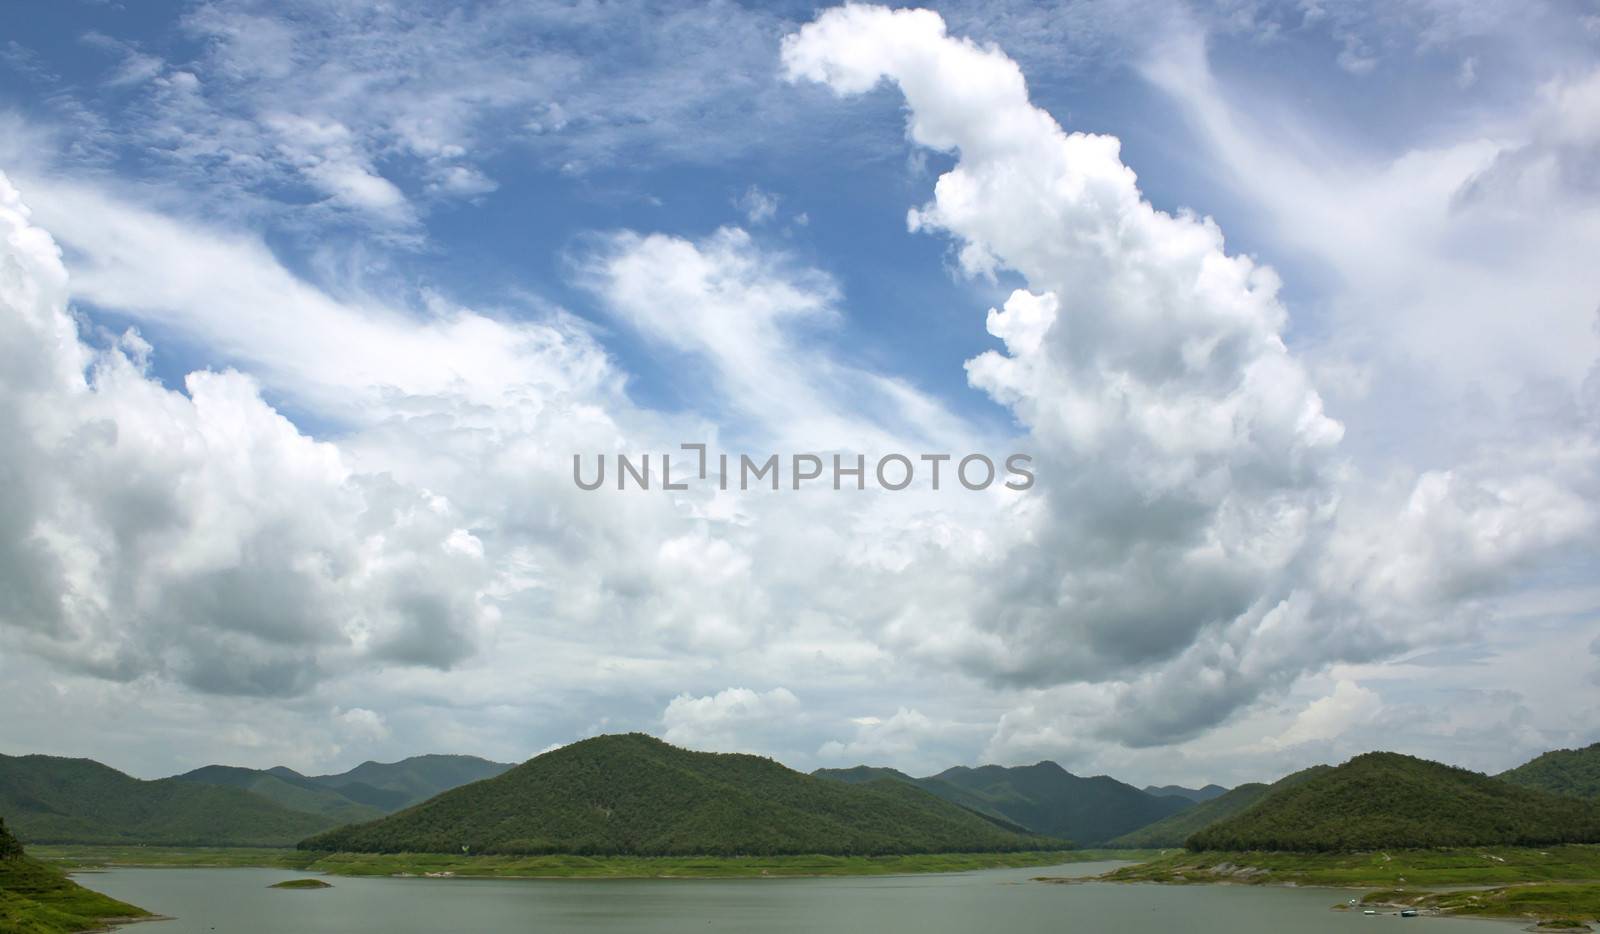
[[75, 860, 1481, 932]]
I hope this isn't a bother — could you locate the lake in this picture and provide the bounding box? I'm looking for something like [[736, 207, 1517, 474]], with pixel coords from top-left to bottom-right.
[[75, 860, 1483, 932]]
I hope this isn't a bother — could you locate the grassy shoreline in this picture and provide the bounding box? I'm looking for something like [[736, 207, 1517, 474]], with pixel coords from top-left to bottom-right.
[[35, 845, 1146, 880], [1093, 846, 1600, 926]]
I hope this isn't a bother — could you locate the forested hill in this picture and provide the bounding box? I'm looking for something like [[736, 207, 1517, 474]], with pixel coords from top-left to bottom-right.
[[0, 815, 153, 933], [174, 754, 512, 818], [0, 753, 335, 846], [301, 754, 513, 810], [1143, 784, 1228, 803], [921, 762, 1193, 845], [301, 734, 1068, 856], [1110, 766, 1331, 848], [1497, 742, 1600, 799], [1188, 752, 1600, 851]]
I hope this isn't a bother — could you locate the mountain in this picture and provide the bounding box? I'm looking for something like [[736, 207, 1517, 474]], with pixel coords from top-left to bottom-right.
[[1143, 784, 1228, 803], [0, 816, 151, 934], [302, 754, 513, 810], [302, 734, 1066, 856], [1187, 752, 1600, 851], [810, 766, 1031, 832], [1498, 742, 1600, 799], [173, 765, 386, 823], [921, 762, 1194, 845], [0, 753, 336, 846], [1111, 766, 1332, 847]]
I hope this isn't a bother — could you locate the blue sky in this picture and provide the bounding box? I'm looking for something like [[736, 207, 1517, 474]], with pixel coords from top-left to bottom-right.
[[1, 0, 1598, 786]]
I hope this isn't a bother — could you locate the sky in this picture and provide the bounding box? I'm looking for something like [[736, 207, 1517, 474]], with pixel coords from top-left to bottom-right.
[[0, 0, 1598, 789]]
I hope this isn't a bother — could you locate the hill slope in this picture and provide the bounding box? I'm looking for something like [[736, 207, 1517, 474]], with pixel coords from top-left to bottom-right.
[[1188, 752, 1600, 851], [1111, 766, 1331, 847], [1143, 784, 1228, 803], [924, 762, 1193, 845], [303, 754, 513, 810], [302, 734, 1066, 856], [173, 765, 385, 823], [0, 816, 151, 933], [1498, 742, 1600, 799], [0, 753, 336, 846], [810, 766, 1032, 832]]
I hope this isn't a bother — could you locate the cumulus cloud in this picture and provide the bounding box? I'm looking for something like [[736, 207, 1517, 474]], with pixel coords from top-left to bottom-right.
[[2, 2, 1598, 784], [662, 687, 800, 752], [0, 172, 493, 695], [783, 4, 1600, 750], [1269, 680, 1381, 748]]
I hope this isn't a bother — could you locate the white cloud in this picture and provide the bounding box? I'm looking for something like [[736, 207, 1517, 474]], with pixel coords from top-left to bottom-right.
[[734, 185, 780, 225], [0, 172, 494, 695], [662, 687, 801, 752], [1268, 680, 1381, 748]]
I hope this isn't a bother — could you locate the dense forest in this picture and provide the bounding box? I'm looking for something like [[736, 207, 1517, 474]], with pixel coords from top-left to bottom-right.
[[925, 762, 1193, 845], [0, 753, 334, 846], [1110, 766, 1331, 848], [1497, 742, 1600, 799], [302, 734, 1067, 856], [1187, 752, 1600, 851]]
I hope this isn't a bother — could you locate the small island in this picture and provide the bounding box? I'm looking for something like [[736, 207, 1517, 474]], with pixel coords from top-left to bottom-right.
[[269, 878, 333, 889]]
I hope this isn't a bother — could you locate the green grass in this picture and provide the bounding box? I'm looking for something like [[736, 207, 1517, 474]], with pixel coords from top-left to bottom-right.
[[1359, 882, 1600, 923], [1104, 845, 1600, 887], [0, 857, 151, 934], [1103, 845, 1600, 923], [33, 844, 1139, 879]]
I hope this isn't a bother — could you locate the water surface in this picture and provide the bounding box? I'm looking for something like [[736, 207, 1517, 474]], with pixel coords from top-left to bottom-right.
[[76, 860, 1487, 932]]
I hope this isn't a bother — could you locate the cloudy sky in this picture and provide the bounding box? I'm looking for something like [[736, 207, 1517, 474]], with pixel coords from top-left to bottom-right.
[[1, 0, 1598, 788]]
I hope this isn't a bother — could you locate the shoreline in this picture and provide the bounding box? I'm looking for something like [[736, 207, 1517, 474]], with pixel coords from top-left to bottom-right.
[[42, 846, 1133, 881], [1072, 847, 1600, 929]]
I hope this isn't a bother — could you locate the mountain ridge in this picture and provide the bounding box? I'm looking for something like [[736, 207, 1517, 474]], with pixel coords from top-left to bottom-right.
[[302, 734, 1067, 856], [1188, 751, 1600, 851]]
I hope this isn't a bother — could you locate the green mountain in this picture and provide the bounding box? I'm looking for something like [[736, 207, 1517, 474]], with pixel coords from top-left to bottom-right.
[[173, 765, 386, 823], [302, 754, 513, 810], [917, 762, 1193, 845], [809, 766, 1031, 832], [1498, 742, 1600, 799], [1143, 784, 1228, 803], [0, 753, 336, 846], [0, 816, 151, 933], [1187, 752, 1600, 851], [301, 734, 1067, 856], [1111, 766, 1332, 847]]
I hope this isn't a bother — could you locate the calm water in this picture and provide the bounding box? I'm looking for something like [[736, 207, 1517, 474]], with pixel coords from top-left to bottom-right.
[[75, 861, 1487, 933]]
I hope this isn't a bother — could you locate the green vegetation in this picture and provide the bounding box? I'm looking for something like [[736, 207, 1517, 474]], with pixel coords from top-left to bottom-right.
[[0, 753, 336, 846], [817, 760, 1191, 845], [809, 766, 1031, 831], [1143, 784, 1228, 803], [1360, 883, 1600, 925], [302, 734, 1067, 857], [1109, 766, 1331, 848], [33, 843, 1122, 879], [268, 878, 332, 889], [174, 765, 385, 823], [1103, 845, 1600, 887], [301, 755, 512, 811], [1187, 752, 1600, 851], [1500, 743, 1600, 800], [0, 816, 151, 934], [172, 754, 512, 819]]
